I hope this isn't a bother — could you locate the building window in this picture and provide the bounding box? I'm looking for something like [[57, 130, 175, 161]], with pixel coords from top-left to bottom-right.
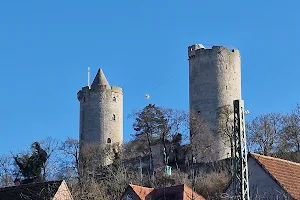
[[107, 138, 111, 144], [112, 114, 116, 121], [83, 97, 86, 102], [113, 97, 116, 102]]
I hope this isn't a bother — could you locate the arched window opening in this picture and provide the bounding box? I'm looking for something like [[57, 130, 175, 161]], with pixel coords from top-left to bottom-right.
[[107, 138, 111, 144], [113, 97, 116, 102], [112, 114, 116, 121]]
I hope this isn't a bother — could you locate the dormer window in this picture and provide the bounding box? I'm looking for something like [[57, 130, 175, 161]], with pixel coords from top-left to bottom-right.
[[112, 114, 116, 121], [113, 97, 116, 102]]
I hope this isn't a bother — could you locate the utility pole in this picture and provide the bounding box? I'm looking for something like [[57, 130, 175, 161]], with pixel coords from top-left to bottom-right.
[[88, 67, 91, 89], [139, 156, 143, 183], [232, 99, 250, 200]]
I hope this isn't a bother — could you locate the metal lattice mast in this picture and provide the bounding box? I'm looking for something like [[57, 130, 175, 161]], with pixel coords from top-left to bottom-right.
[[233, 100, 250, 200]]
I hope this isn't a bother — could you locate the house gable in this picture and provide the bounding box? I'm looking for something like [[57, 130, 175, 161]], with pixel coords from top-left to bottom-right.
[[120, 185, 154, 200], [226, 156, 293, 199], [120, 184, 205, 200], [251, 153, 300, 199], [52, 180, 73, 200], [247, 156, 292, 199]]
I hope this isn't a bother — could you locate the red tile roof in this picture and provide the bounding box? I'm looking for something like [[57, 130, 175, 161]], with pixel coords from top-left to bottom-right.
[[125, 184, 206, 200], [251, 153, 300, 200], [129, 184, 154, 199]]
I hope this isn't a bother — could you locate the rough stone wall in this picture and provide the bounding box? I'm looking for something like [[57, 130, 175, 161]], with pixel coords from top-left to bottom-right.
[[188, 44, 241, 161], [77, 85, 123, 149], [110, 86, 123, 145]]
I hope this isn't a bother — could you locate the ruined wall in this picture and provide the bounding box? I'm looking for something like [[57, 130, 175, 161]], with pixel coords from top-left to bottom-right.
[[188, 44, 241, 161]]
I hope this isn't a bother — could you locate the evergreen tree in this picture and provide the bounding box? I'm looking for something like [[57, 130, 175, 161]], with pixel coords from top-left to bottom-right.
[[14, 142, 47, 183], [133, 104, 170, 172]]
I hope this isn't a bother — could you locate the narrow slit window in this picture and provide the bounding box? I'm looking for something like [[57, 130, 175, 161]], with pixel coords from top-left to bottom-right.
[[112, 114, 116, 121], [107, 138, 111, 144], [113, 97, 116, 102]]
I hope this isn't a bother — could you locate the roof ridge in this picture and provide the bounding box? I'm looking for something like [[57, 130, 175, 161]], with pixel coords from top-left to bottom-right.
[[0, 180, 63, 191], [250, 152, 300, 166], [129, 184, 153, 189]]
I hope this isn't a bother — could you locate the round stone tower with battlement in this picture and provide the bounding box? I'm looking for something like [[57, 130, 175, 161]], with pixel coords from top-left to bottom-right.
[[188, 44, 241, 161], [77, 68, 123, 164]]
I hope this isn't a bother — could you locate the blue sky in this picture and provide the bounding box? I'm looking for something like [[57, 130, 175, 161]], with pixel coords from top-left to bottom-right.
[[0, 1, 299, 154]]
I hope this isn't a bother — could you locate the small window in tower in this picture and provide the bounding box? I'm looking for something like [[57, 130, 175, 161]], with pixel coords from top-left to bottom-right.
[[107, 138, 111, 144], [226, 86, 228, 90], [113, 97, 116, 102], [83, 97, 86, 102], [112, 114, 116, 121]]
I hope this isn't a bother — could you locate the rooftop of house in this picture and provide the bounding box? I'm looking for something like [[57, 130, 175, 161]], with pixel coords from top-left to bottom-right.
[[129, 184, 154, 199], [121, 184, 206, 200], [250, 152, 300, 199], [0, 180, 71, 200]]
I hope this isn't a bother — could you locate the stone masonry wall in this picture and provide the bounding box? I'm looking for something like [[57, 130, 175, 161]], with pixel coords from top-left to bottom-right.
[[78, 85, 123, 147], [188, 44, 241, 161]]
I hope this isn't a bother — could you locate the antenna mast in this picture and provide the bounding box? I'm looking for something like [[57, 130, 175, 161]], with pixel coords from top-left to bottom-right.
[[88, 67, 91, 89], [232, 99, 250, 200]]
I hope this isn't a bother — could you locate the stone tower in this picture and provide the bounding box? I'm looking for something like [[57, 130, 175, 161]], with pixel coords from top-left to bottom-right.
[[188, 44, 241, 161], [77, 68, 123, 154]]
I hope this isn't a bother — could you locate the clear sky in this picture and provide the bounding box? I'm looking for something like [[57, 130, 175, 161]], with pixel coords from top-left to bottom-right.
[[0, 1, 299, 154]]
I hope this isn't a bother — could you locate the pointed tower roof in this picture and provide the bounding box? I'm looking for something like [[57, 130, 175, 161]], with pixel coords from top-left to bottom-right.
[[92, 68, 110, 87]]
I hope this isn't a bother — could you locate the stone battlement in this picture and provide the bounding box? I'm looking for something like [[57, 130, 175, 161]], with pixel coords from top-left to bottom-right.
[[80, 85, 122, 93], [111, 86, 122, 93], [188, 44, 240, 59]]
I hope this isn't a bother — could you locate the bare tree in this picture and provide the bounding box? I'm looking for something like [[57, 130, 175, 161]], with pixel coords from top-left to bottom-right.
[[189, 111, 216, 163], [162, 108, 189, 143], [247, 113, 283, 156], [217, 105, 234, 158], [58, 137, 80, 182], [280, 104, 300, 152], [0, 154, 14, 187], [40, 137, 60, 180]]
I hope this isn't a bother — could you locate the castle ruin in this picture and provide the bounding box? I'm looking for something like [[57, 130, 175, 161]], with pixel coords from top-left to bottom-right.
[[76, 43, 242, 168]]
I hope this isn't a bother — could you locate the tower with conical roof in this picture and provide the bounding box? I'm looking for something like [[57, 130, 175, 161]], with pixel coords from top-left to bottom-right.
[[77, 68, 123, 164]]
